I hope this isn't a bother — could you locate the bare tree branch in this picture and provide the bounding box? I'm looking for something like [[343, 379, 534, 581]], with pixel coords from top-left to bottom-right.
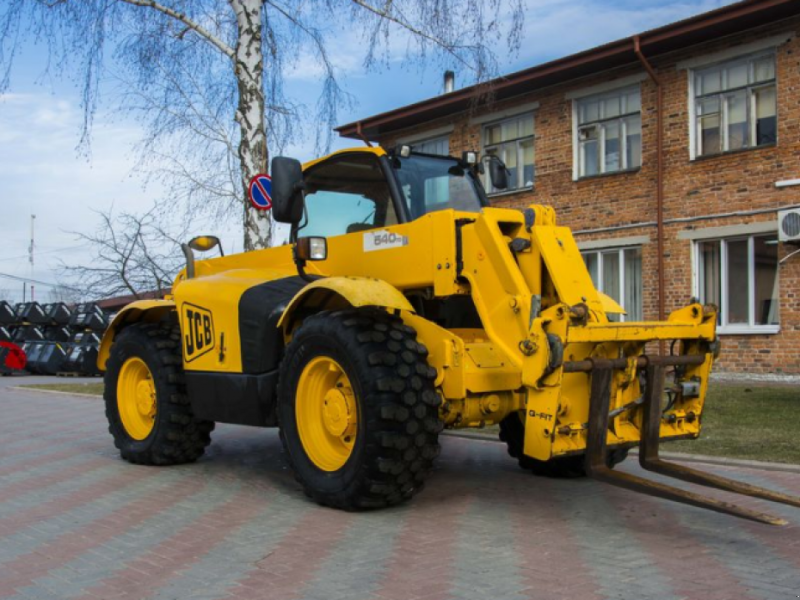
[[62, 206, 187, 300], [350, 0, 475, 72], [118, 0, 235, 58]]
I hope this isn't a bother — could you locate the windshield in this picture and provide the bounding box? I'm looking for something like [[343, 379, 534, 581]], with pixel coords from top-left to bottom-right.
[[392, 154, 485, 219]]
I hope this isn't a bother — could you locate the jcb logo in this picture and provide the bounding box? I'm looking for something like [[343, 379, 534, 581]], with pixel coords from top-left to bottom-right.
[[182, 303, 214, 362]]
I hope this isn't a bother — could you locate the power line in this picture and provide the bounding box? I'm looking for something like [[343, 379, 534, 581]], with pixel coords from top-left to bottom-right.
[[0, 244, 90, 262], [0, 271, 82, 292]]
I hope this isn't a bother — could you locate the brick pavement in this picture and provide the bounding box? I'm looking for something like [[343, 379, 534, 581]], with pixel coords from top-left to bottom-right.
[[1, 377, 799, 600]]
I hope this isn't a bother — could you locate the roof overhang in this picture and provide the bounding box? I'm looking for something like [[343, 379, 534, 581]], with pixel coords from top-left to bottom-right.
[[337, 0, 800, 140]]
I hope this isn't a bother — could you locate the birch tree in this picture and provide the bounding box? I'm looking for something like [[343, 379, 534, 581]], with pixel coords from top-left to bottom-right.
[[1, 0, 524, 251]]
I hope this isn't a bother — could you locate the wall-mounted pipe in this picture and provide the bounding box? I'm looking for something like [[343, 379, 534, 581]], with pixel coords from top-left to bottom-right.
[[356, 121, 373, 147], [634, 36, 666, 328]]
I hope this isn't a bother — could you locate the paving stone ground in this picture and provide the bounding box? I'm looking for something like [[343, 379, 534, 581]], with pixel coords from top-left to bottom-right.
[[1, 375, 799, 600]]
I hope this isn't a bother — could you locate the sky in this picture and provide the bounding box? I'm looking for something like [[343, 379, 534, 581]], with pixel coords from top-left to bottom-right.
[[0, 0, 734, 303]]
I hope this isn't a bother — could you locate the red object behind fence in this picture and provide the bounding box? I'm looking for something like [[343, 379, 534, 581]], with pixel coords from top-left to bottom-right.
[[0, 341, 27, 371]]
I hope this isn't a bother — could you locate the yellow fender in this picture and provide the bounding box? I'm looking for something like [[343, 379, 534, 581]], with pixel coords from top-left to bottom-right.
[[97, 299, 176, 371], [277, 276, 414, 333]]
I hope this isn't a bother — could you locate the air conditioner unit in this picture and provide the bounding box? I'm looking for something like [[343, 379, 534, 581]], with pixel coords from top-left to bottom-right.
[[778, 208, 800, 243]]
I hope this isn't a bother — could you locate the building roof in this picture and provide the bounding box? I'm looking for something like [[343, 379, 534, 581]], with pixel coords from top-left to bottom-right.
[[96, 289, 170, 312], [336, 0, 800, 140]]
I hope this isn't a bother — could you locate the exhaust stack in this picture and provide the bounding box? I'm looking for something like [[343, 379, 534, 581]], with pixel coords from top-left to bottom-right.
[[443, 70, 455, 94]]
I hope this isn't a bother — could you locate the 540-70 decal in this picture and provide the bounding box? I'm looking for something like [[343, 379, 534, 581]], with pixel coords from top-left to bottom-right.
[[182, 303, 215, 362], [363, 230, 409, 252]]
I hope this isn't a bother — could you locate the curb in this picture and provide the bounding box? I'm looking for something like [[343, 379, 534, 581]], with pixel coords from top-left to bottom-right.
[[10, 386, 102, 400], [442, 430, 800, 474], [710, 372, 800, 386], [629, 449, 800, 474]]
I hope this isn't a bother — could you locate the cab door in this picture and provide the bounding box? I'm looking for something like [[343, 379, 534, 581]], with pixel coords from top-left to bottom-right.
[[301, 152, 400, 237]]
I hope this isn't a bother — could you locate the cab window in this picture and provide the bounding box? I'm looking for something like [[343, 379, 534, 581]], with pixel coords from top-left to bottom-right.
[[392, 154, 484, 219], [301, 153, 398, 238]]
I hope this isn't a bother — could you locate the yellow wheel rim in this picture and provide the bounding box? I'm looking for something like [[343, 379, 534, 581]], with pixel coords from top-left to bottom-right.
[[296, 356, 357, 471], [117, 357, 157, 440]]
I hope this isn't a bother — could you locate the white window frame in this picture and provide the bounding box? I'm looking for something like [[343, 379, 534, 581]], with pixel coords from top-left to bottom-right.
[[396, 124, 454, 149], [572, 86, 642, 179], [407, 134, 450, 156], [481, 113, 535, 194], [581, 245, 643, 322], [688, 52, 777, 160], [692, 234, 780, 335]]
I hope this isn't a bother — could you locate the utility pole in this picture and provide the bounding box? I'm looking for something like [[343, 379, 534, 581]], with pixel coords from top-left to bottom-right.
[[29, 214, 35, 301], [29, 214, 35, 273]]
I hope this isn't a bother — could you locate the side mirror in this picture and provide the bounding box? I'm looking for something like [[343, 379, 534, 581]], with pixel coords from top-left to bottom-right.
[[181, 234, 224, 279], [271, 156, 305, 224], [487, 156, 509, 191]]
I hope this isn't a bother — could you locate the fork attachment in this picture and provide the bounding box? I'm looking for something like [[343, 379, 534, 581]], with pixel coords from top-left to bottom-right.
[[584, 358, 794, 526]]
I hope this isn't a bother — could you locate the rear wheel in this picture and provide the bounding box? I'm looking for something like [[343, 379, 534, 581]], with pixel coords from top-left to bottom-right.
[[278, 308, 442, 510], [499, 411, 628, 478], [104, 322, 214, 465]]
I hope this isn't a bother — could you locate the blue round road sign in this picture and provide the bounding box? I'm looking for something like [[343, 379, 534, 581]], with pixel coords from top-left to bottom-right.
[[248, 174, 272, 210]]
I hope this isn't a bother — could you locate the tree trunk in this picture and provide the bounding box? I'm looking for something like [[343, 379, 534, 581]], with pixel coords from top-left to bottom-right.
[[231, 0, 269, 251]]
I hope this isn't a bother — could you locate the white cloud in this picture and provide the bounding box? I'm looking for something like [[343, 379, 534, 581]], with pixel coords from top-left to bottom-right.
[[512, 0, 732, 65], [286, 46, 364, 83], [0, 94, 185, 298]]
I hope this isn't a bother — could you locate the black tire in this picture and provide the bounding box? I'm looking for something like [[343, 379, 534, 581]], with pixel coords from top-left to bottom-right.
[[277, 308, 442, 510], [104, 321, 214, 465], [499, 412, 628, 477]]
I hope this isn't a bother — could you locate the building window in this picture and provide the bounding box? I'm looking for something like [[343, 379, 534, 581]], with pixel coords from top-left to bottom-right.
[[409, 135, 451, 202], [483, 114, 534, 193], [582, 246, 642, 321], [413, 135, 449, 156], [696, 235, 779, 332], [692, 53, 776, 158], [576, 87, 641, 178]]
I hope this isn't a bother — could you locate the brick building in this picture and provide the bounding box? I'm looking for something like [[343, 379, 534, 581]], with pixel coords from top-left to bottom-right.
[[336, 0, 800, 375]]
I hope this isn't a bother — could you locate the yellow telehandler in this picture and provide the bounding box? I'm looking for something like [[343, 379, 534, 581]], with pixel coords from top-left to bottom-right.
[[98, 145, 799, 524]]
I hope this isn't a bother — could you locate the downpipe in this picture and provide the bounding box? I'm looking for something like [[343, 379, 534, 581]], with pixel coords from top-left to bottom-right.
[[634, 36, 666, 350]]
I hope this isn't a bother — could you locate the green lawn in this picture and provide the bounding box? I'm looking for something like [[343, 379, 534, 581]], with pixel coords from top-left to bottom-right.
[[22, 382, 105, 396], [667, 383, 800, 464], [19, 380, 800, 464]]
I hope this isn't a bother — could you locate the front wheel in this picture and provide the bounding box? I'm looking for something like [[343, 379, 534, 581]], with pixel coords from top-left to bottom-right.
[[277, 309, 442, 510], [104, 321, 214, 465]]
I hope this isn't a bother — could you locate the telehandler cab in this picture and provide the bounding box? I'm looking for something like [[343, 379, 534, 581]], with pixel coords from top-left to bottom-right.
[[99, 145, 800, 524]]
